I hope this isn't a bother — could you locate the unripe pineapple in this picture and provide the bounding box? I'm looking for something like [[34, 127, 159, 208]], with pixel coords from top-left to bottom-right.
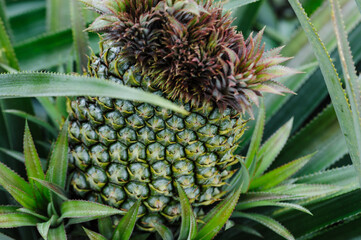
[[68, 0, 295, 231]]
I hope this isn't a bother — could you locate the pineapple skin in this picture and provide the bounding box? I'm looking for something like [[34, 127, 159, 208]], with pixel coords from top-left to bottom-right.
[[67, 43, 245, 229]]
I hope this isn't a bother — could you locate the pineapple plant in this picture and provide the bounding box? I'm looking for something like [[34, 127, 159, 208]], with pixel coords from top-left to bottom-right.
[[1, 0, 361, 239], [67, 0, 296, 232]]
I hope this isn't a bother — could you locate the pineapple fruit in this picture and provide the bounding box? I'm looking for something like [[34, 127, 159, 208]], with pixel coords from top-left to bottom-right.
[[67, 0, 295, 230]]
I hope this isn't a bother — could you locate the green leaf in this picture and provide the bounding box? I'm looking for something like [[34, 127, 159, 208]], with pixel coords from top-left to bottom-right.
[[98, 217, 113, 239], [235, 225, 263, 238], [254, 118, 293, 177], [83, 227, 107, 240], [0, 213, 40, 228], [226, 157, 250, 193], [266, 184, 341, 198], [195, 184, 243, 240], [37, 216, 54, 240], [0, 147, 24, 163], [32, 178, 69, 201], [262, 189, 361, 239], [277, 104, 347, 176], [223, 0, 260, 11], [0, 148, 46, 167], [176, 182, 197, 240], [233, 212, 295, 240], [250, 153, 314, 190], [0, 206, 19, 214], [48, 223, 67, 240], [287, 0, 360, 184], [14, 30, 73, 70], [23, 121, 45, 184], [0, 17, 19, 70], [60, 200, 124, 219], [17, 208, 48, 221], [239, 192, 303, 205], [0, 232, 15, 240], [330, 0, 361, 185], [46, 120, 68, 189], [70, 0, 90, 73], [4, 110, 57, 136], [46, 0, 70, 32], [0, 0, 13, 40], [153, 223, 174, 240], [0, 161, 37, 209], [0, 72, 188, 115], [66, 216, 100, 226], [295, 165, 358, 188], [245, 99, 265, 170], [36, 97, 64, 127], [236, 201, 312, 215], [112, 200, 140, 240]]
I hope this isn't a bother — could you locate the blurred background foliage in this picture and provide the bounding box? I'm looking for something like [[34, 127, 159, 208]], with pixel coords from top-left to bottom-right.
[[1, 0, 361, 239]]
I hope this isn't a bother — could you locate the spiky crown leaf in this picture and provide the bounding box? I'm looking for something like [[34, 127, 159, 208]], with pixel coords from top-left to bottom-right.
[[82, 0, 296, 114]]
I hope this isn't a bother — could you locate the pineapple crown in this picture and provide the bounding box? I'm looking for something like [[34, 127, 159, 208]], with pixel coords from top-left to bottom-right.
[[82, 0, 296, 114]]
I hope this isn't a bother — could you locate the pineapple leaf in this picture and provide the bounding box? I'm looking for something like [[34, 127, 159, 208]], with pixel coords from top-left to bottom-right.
[[250, 153, 315, 190], [36, 216, 54, 240], [112, 200, 140, 240], [31, 178, 69, 201], [0, 232, 14, 240], [225, 156, 250, 193], [223, 0, 260, 11], [330, 0, 361, 180], [240, 192, 302, 204], [276, 104, 347, 176], [36, 97, 64, 127], [23, 121, 46, 188], [287, 0, 361, 184], [254, 118, 293, 177], [0, 161, 37, 209], [195, 184, 243, 240], [79, 0, 116, 14], [67, 216, 101, 226], [295, 165, 358, 188], [357, 0, 361, 11], [83, 227, 108, 240], [70, 0, 90, 73], [176, 181, 197, 240], [0, 16, 19, 70], [0, 206, 19, 214], [98, 217, 113, 239], [236, 201, 312, 215], [0, 72, 189, 115], [0, 148, 46, 166], [0, 213, 40, 228], [245, 98, 265, 171], [265, 184, 341, 198], [233, 212, 295, 240], [17, 208, 48, 221], [235, 225, 263, 238], [5, 110, 57, 136], [60, 200, 125, 219], [0, 148, 25, 163], [153, 223, 174, 240], [46, 0, 70, 32], [46, 120, 69, 189], [48, 223, 67, 240], [0, 0, 12, 39], [267, 189, 361, 239]]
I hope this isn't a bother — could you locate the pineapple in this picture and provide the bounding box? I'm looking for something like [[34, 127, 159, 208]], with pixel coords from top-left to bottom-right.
[[68, 0, 295, 230]]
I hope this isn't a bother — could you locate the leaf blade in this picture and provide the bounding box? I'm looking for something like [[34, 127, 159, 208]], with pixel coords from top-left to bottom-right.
[[112, 200, 140, 240], [0, 72, 188, 114]]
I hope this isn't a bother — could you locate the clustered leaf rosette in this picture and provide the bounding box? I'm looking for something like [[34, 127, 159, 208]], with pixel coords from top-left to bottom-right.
[[82, 0, 297, 115]]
